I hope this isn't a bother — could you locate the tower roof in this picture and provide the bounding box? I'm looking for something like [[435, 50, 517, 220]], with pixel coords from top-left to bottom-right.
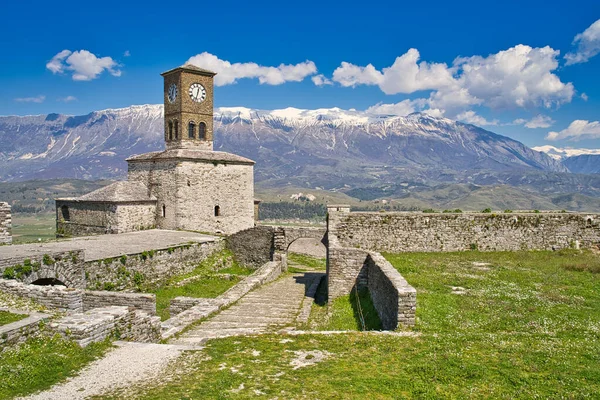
[[161, 64, 217, 77], [126, 149, 255, 165]]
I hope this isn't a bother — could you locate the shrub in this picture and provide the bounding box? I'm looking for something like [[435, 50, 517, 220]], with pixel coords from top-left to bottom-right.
[[470, 243, 479, 251], [102, 282, 115, 291], [133, 271, 145, 286], [42, 254, 54, 266], [504, 209, 513, 213], [119, 255, 127, 265], [481, 208, 492, 213], [2, 267, 16, 279], [422, 208, 437, 213]]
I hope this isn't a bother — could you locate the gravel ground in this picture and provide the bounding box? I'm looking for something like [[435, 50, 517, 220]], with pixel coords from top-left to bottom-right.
[[20, 341, 196, 400]]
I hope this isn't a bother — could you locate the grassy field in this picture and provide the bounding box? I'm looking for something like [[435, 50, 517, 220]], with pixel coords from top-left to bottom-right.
[[11, 213, 56, 244], [0, 310, 27, 326], [110, 249, 600, 399], [144, 250, 253, 320], [0, 335, 111, 399]]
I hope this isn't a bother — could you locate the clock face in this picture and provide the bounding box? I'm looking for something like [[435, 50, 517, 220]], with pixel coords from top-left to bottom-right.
[[189, 83, 207, 103], [167, 84, 178, 103]]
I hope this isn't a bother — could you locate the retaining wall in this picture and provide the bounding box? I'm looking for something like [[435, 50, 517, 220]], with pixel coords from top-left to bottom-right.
[[366, 252, 416, 329], [84, 239, 224, 290], [0, 202, 11, 245], [0, 279, 83, 312], [0, 311, 50, 346], [83, 291, 156, 314]]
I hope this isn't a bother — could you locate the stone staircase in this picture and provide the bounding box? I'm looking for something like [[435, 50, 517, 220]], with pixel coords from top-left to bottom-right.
[[170, 273, 318, 344]]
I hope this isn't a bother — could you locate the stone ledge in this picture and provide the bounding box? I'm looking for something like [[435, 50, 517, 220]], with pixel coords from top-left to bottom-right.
[[0, 311, 50, 346]]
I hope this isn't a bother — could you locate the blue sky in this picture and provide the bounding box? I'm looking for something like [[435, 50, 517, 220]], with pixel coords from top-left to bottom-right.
[[1, 0, 599, 149]]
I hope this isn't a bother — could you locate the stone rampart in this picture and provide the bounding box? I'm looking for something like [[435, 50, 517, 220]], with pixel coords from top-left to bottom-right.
[[0, 250, 86, 289], [366, 252, 416, 329], [0, 202, 11, 245], [50, 306, 161, 346], [85, 239, 224, 290], [329, 212, 600, 253], [0, 279, 83, 312], [226, 226, 275, 268], [83, 291, 156, 314]]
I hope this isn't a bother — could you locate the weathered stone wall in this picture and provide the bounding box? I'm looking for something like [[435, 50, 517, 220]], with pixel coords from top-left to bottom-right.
[[56, 200, 118, 236], [128, 159, 254, 235], [0, 311, 50, 346], [0, 279, 83, 312], [366, 252, 416, 329], [0, 250, 86, 289], [0, 202, 11, 245], [226, 226, 275, 268], [327, 211, 600, 300], [330, 212, 600, 253], [83, 291, 156, 314], [84, 239, 224, 290], [51, 306, 161, 346], [56, 201, 156, 237]]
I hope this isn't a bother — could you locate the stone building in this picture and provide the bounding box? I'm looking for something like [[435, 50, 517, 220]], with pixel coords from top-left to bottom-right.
[[0, 202, 11, 244], [57, 65, 255, 236]]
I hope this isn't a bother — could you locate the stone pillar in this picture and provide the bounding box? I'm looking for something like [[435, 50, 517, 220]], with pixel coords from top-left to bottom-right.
[[0, 202, 12, 245]]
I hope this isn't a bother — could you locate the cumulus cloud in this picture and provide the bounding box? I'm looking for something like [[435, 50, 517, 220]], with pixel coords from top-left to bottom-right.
[[332, 49, 454, 94], [46, 50, 121, 81], [523, 114, 554, 129], [581, 93, 589, 101], [564, 18, 600, 65], [329, 45, 574, 117], [58, 96, 77, 102], [186, 52, 317, 86], [456, 110, 499, 126], [546, 120, 600, 141], [14, 95, 45, 103], [311, 74, 333, 86], [365, 99, 422, 116]]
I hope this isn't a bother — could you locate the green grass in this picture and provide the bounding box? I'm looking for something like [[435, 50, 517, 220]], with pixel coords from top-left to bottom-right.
[[0, 310, 27, 326], [0, 334, 111, 399], [145, 249, 252, 320], [288, 252, 326, 270], [116, 249, 600, 399], [11, 213, 56, 244]]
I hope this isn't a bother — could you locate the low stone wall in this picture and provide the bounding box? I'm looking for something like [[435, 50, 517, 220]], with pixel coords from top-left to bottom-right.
[[161, 259, 283, 339], [0, 250, 86, 289], [366, 252, 416, 329], [226, 226, 274, 268], [50, 306, 161, 347], [83, 291, 156, 315], [85, 239, 224, 290], [0, 279, 83, 312], [0, 311, 50, 346], [169, 297, 219, 318], [0, 202, 11, 245], [329, 211, 600, 253]]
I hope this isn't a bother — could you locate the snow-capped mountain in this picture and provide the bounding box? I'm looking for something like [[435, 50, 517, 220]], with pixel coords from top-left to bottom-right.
[[2, 104, 598, 197], [533, 145, 600, 174]]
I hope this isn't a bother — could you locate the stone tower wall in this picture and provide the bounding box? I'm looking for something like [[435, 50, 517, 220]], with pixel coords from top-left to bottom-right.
[[176, 161, 254, 235], [0, 202, 11, 245]]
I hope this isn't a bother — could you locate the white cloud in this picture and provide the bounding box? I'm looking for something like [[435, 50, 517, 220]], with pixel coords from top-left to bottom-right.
[[46, 50, 121, 81], [14, 95, 45, 103], [546, 120, 600, 141], [124, 50, 131, 57], [329, 45, 574, 117], [513, 114, 555, 129], [311, 74, 333, 86], [332, 48, 455, 94], [365, 99, 421, 116], [456, 110, 499, 126], [581, 93, 589, 101], [186, 52, 317, 86], [564, 18, 600, 65], [58, 96, 77, 102]]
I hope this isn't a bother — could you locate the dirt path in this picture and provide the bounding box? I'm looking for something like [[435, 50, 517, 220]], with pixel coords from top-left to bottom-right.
[[21, 341, 193, 400]]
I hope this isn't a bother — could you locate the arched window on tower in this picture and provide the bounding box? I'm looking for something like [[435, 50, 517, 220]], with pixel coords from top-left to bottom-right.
[[174, 120, 179, 139], [199, 122, 206, 140], [168, 121, 173, 140], [188, 121, 196, 139], [162, 204, 166, 218], [214, 205, 221, 217]]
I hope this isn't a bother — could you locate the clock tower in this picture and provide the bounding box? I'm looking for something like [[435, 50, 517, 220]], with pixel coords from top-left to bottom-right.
[[161, 64, 216, 151]]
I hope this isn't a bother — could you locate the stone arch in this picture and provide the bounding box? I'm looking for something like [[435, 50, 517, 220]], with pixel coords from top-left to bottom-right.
[[31, 277, 66, 286], [287, 237, 327, 258], [273, 227, 328, 253], [11, 251, 86, 289]]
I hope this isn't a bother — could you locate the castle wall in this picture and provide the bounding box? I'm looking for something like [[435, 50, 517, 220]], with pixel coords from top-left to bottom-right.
[[115, 203, 156, 232], [0, 202, 12, 245], [327, 211, 600, 299], [128, 160, 179, 230], [56, 200, 118, 236], [175, 161, 254, 235]]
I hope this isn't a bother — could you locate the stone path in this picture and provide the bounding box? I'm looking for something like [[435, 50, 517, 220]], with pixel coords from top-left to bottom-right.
[[171, 273, 316, 344], [21, 341, 193, 400]]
